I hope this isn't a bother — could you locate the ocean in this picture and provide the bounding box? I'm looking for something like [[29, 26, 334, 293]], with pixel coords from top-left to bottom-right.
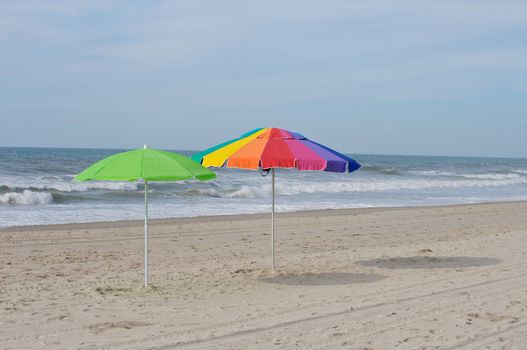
[[1, 147, 527, 228]]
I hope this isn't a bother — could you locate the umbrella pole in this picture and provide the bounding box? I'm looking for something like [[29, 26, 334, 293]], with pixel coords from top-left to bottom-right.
[[272, 168, 275, 271], [144, 180, 149, 287]]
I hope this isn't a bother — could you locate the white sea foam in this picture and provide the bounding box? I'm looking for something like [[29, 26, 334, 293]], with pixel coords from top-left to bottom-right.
[[408, 170, 522, 180], [41, 181, 139, 192], [1, 180, 138, 192], [459, 173, 521, 180], [289, 177, 527, 194], [188, 176, 527, 199], [0, 190, 53, 205], [408, 170, 456, 176]]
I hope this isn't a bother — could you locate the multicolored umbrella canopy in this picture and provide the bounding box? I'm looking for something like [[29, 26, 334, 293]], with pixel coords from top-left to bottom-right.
[[192, 128, 361, 271], [191, 127, 361, 173], [76, 146, 216, 287]]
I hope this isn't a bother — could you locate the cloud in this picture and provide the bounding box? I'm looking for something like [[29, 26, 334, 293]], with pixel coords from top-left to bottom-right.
[[0, 1, 526, 154]]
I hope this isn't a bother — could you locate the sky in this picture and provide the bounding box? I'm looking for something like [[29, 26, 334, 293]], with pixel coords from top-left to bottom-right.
[[1, 1, 526, 157]]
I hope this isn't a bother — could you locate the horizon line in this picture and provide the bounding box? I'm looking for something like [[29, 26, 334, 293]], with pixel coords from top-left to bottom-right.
[[0, 145, 526, 161]]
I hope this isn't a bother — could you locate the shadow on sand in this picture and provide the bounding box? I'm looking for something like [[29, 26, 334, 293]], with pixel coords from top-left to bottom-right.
[[261, 272, 384, 286], [356, 256, 501, 269]]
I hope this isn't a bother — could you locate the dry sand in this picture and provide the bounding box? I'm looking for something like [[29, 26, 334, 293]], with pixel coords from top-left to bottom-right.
[[1, 202, 527, 349]]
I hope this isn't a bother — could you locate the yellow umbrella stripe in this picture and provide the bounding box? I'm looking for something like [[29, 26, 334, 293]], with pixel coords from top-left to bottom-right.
[[202, 128, 269, 167]]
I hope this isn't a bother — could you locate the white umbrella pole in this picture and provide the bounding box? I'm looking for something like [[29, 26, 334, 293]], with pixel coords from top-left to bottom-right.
[[144, 180, 149, 287], [271, 168, 275, 271]]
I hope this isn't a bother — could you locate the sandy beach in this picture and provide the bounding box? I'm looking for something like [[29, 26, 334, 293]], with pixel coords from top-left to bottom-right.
[[2, 201, 527, 349]]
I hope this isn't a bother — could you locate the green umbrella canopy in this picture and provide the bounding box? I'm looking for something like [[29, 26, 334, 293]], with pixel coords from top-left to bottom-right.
[[75, 147, 216, 182], [74, 146, 215, 287]]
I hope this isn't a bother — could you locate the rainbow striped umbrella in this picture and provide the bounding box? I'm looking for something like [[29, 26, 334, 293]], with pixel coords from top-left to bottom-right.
[[191, 127, 361, 270]]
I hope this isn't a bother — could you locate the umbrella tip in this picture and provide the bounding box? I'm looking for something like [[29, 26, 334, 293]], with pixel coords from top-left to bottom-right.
[[144, 144, 148, 149]]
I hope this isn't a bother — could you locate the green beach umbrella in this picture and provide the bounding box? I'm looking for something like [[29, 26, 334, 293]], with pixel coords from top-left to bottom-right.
[[75, 146, 216, 287]]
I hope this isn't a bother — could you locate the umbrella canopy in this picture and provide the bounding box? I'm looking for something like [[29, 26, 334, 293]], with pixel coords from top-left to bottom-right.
[[77, 147, 216, 182], [192, 128, 360, 270], [191, 127, 361, 173], [75, 146, 216, 286]]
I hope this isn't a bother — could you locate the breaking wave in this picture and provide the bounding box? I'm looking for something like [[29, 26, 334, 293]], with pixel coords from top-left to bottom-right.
[[408, 170, 524, 180], [186, 176, 527, 199], [0, 190, 53, 205], [359, 165, 402, 175], [0, 181, 138, 193]]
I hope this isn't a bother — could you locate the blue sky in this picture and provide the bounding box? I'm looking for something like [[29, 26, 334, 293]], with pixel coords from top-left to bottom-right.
[[1, 1, 526, 157]]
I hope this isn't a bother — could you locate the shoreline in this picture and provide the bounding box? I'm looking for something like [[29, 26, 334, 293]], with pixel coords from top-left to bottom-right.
[[3, 199, 527, 232]]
